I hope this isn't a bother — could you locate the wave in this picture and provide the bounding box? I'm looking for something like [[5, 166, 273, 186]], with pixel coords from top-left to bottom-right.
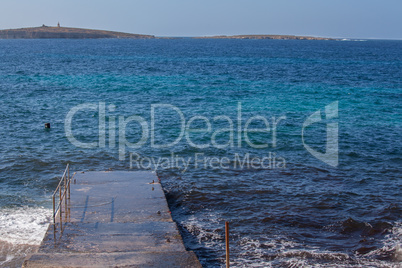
[[231, 231, 401, 267], [0, 206, 51, 267], [338, 39, 368, 42], [359, 221, 402, 262], [178, 213, 401, 267], [0, 206, 51, 245]]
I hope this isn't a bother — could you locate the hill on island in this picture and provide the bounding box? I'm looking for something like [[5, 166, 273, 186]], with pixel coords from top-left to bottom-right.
[[0, 25, 155, 39]]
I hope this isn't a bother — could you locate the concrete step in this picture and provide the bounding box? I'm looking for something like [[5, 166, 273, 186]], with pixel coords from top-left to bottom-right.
[[39, 222, 186, 253], [23, 251, 202, 268]]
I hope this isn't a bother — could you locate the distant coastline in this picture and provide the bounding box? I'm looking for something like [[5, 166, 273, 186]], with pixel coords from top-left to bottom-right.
[[0, 25, 335, 40], [0, 25, 155, 39], [194, 34, 334, 40]]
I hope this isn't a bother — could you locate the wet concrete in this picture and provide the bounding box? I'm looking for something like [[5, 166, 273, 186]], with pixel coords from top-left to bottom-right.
[[23, 171, 201, 267]]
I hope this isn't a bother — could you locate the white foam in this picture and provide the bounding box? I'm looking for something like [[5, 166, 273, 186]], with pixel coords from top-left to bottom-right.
[[0, 206, 51, 245], [182, 211, 223, 249], [388, 222, 402, 262], [181, 215, 401, 267], [361, 221, 402, 262]]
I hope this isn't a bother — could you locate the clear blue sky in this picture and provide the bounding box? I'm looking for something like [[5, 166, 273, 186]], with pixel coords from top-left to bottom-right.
[[1, 0, 401, 39]]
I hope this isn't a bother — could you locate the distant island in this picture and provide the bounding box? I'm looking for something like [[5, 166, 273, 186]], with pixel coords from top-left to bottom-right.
[[0, 25, 335, 40], [0, 25, 155, 39], [194, 35, 334, 40]]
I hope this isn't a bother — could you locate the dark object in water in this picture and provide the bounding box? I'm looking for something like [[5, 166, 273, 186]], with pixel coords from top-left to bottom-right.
[[44, 123, 51, 129]]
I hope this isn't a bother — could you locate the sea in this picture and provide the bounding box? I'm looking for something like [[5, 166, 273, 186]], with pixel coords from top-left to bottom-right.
[[0, 38, 401, 267]]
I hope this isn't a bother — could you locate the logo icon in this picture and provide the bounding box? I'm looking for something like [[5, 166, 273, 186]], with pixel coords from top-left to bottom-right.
[[302, 101, 339, 167]]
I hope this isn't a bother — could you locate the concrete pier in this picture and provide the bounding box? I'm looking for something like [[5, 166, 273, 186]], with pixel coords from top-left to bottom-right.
[[23, 171, 201, 267]]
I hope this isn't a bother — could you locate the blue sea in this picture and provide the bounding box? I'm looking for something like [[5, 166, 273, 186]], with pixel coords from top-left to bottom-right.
[[0, 39, 401, 267]]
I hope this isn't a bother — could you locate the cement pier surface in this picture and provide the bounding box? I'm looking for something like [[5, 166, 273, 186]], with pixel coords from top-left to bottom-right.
[[23, 171, 201, 267]]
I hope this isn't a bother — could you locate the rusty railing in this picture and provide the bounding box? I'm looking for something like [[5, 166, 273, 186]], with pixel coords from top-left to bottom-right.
[[52, 164, 73, 234]]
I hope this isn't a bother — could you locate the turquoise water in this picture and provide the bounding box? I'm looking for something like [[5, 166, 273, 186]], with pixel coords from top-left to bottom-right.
[[0, 39, 401, 267]]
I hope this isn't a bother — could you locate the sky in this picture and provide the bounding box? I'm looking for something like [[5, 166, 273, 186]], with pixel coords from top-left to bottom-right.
[[0, 0, 401, 39]]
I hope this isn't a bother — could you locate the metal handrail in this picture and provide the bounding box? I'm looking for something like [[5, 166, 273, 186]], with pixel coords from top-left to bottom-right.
[[52, 164, 72, 229]]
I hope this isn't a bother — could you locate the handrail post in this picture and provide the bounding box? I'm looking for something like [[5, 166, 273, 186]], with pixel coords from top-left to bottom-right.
[[52, 195, 55, 224], [60, 207, 62, 232], [59, 183, 62, 210], [59, 182, 62, 229], [64, 165, 67, 201], [225, 221, 230, 268], [64, 185, 68, 211], [67, 164, 70, 199]]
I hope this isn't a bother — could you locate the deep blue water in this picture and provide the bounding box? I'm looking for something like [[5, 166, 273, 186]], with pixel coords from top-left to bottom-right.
[[0, 39, 401, 267]]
